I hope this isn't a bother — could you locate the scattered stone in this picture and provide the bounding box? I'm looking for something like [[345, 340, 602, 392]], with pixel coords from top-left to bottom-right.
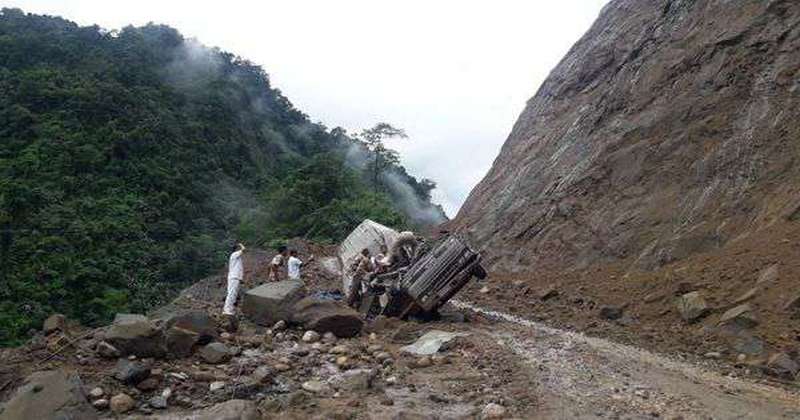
[[273, 320, 288, 331], [676, 292, 710, 323], [88, 387, 104, 399], [105, 314, 166, 358], [482, 402, 507, 419], [199, 342, 233, 364], [301, 380, 332, 395], [756, 264, 779, 285], [766, 352, 799, 379], [704, 352, 722, 359], [718, 304, 759, 330], [0, 370, 97, 420], [291, 297, 364, 338], [724, 330, 765, 356], [537, 286, 558, 301], [380, 395, 395, 406], [330, 368, 376, 392], [195, 399, 259, 420], [110, 393, 135, 414], [209, 381, 226, 392], [275, 363, 291, 372], [330, 345, 349, 355], [413, 356, 432, 368], [242, 281, 305, 326], [251, 366, 274, 384], [42, 314, 66, 335], [220, 314, 239, 333], [92, 399, 109, 410], [479, 286, 490, 294], [96, 341, 120, 359], [114, 359, 151, 385], [302, 330, 321, 343], [322, 332, 338, 343], [149, 395, 168, 409], [375, 351, 392, 362], [136, 377, 160, 391], [336, 356, 351, 368], [400, 330, 469, 355], [599, 305, 624, 320]]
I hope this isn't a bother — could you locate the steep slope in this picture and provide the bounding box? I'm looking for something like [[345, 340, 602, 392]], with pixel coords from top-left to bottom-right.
[[0, 9, 443, 344], [455, 0, 800, 272]]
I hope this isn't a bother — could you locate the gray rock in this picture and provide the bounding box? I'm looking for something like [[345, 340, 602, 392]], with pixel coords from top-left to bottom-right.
[[242, 281, 305, 326], [160, 311, 218, 358], [482, 402, 507, 419], [291, 297, 364, 338], [114, 359, 151, 385], [149, 396, 168, 409], [724, 330, 765, 356], [42, 314, 66, 335], [301, 380, 332, 395], [96, 341, 120, 359], [329, 368, 376, 392], [599, 305, 624, 320], [0, 370, 97, 420], [537, 286, 559, 301], [199, 342, 233, 364], [676, 292, 710, 323], [92, 398, 109, 410], [766, 352, 799, 380], [105, 314, 166, 358], [400, 330, 469, 355], [196, 399, 259, 420], [109, 393, 135, 414], [251, 366, 274, 384], [302, 330, 321, 343], [718, 304, 759, 330]]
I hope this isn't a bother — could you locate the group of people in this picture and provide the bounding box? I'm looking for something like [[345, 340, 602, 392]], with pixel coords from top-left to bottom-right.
[[222, 243, 311, 316], [346, 245, 391, 308]]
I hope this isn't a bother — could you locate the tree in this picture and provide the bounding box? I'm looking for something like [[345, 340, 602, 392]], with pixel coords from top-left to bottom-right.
[[357, 123, 408, 193]]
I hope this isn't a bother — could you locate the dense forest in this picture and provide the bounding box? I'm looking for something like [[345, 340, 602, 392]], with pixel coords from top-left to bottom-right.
[[0, 8, 446, 345]]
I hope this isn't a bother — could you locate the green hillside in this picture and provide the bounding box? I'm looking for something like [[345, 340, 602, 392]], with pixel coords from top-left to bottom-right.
[[0, 8, 444, 345]]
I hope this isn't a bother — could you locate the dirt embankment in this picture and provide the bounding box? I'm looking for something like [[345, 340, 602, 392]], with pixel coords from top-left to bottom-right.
[[463, 221, 800, 384]]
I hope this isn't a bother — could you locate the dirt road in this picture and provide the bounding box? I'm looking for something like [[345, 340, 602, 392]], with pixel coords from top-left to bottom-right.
[[452, 300, 800, 419]]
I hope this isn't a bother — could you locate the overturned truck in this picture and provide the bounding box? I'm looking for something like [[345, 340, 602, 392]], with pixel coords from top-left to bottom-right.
[[339, 220, 486, 319]]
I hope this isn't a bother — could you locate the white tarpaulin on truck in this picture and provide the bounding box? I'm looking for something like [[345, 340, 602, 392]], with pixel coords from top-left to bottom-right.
[[339, 219, 399, 300]]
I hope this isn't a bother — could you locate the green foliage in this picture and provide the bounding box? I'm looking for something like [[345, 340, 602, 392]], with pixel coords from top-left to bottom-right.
[[0, 9, 437, 345]]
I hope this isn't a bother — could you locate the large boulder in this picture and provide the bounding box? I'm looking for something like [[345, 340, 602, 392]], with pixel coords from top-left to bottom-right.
[[290, 297, 363, 338], [0, 370, 97, 420], [159, 311, 217, 358], [242, 281, 305, 326], [675, 292, 710, 323], [104, 314, 165, 358]]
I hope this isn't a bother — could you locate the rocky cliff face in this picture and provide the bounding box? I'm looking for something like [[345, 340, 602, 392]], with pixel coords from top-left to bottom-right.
[[455, 0, 800, 272]]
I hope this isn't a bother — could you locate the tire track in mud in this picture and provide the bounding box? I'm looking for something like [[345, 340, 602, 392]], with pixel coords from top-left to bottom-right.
[[451, 300, 800, 419]]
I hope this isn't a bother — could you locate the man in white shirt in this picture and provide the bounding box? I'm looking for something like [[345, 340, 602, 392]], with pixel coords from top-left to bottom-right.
[[287, 249, 314, 281], [223, 243, 245, 315], [268, 246, 288, 282]]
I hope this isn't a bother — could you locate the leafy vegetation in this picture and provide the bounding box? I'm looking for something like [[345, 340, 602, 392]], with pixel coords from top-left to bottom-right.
[[0, 8, 444, 345]]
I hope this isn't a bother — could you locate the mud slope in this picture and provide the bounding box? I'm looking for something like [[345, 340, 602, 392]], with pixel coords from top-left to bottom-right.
[[454, 0, 800, 272]]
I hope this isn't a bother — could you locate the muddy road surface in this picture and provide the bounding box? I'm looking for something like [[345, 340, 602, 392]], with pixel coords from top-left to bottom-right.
[[451, 300, 800, 419]]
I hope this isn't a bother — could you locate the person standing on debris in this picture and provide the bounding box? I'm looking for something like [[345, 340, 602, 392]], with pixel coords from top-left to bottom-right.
[[223, 242, 245, 316], [287, 249, 313, 281], [373, 244, 391, 273], [347, 248, 375, 307], [268, 246, 288, 282]]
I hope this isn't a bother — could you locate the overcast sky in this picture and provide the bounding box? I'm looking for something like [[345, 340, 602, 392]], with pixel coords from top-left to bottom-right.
[[5, 0, 609, 216]]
